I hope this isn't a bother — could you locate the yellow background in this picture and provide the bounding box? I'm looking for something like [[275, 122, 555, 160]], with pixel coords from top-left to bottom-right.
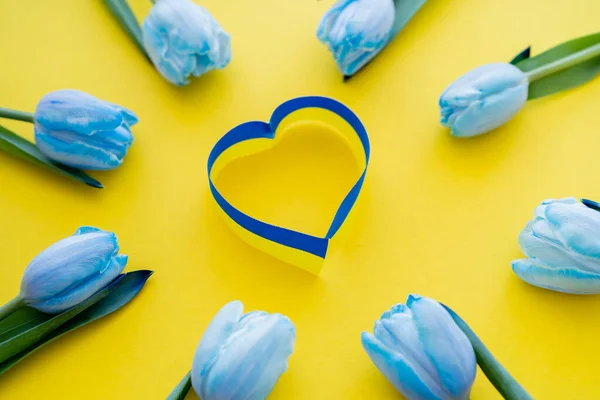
[[0, 0, 599, 398]]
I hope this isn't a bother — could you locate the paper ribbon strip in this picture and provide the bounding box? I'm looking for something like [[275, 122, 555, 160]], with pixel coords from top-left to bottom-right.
[[207, 96, 370, 274]]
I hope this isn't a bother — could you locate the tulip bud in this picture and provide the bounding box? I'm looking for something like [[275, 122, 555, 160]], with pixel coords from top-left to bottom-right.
[[142, 0, 232, 86], [439, 63, 528, 137], [33, 90, 136, 170], [20, 226, 128, 314], [191, 301, 295, 400], [362, 295, 476, 400], [512, 197, 600, 294], [317, 0, 395, 76]]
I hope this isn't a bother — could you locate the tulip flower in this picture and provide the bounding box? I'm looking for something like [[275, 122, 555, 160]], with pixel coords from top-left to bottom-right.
[[512, 197, 600, 294], [142, 0, 232, 86], [0, 226, 128, 317], [439, 63, 529, 138], [189, 301, 295, 400], [33, 89, 137, 170], [361, 294, 476, 400], [317, 0, 396, 77], [0, 89, 136, 187]]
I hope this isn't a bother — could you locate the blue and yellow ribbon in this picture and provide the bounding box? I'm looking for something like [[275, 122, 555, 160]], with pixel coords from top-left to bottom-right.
[[207, 96, 370, 274]]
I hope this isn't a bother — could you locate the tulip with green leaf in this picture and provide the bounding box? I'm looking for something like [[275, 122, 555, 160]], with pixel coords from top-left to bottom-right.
[[440, 32, 600, 137], [102, 0, 231, 86], [166, 301, 296, 400], [0, 89, 138, 188], [362, 295, 532, 400], [317, 0, 428, 79], [0, 227, 152, 375]]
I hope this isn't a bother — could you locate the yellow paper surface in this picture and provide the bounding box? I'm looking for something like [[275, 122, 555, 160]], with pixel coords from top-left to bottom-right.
[[0, 1, 599, 399]]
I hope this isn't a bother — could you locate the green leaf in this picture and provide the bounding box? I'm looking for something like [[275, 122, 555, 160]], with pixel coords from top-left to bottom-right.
[[515, 33, 600, 100], [510, 46, 531, 65], [0, 124, 102, 188], [582, 198, 600, 212], [344, 0, 426, 81], [391, 0, 427, 39], [166, 371, 192, 400], [0, 270, 153, 374], [0, 308, 48, 343], [102, 0, 151, 62], [441, 304, 533, 400], [0, 277, 122, 363]]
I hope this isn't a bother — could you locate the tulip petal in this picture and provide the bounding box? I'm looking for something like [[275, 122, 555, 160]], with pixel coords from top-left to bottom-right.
[[361, 332, 443, 400], [316, 0, 394, 76], [451, 84, 527, 137], [316, 0, 354, 42], [35, 135, 122, 170], [446, 63, 526, 98], [21, 231, 119, 302], [142, 0, 231, 86], [74, 226, 102, 235], [533, 197, 578, 218], [408, 295, 476, 399], [34, 90, 126, 136], [518, 219, 600, 274], [528, 218, 559, 244], [31, 252, 127, 313], [200, 313, 295, 400], [439, 63, 528, 137], [544, 203, 600, 259], [192, 301, 244, 394], [512, 258, 600, 294], [374, 305, 447, 397], [106, 102, 139, 126]]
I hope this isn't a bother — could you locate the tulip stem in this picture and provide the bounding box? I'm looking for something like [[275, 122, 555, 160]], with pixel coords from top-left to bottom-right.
[[102, 0, 152, 62], [0, 107, 34, 123], [526, 43, 600, 82], [0, 296, 25, 322], [165, 371, 192, 400], [442, 305, 533, 400]]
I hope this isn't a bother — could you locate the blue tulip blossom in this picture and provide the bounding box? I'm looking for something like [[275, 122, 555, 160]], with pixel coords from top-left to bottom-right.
[[34, 89, 137, 171], [513, 197, 600, 294], [142, 0, 232, 86], [362, 295, 476, 400], [439, 62, 529, 137], [317, 0, 395, 76], [20, 227, 127, 314], [191, 301, 296, 400]]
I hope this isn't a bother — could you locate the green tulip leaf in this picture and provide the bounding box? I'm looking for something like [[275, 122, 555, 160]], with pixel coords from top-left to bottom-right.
[[166, 371, 192, 400], [102, 0, 151, 62], [391, 0, 427, 39], [344, 0, 426, 81], [582, 198, 600, 212], [0, 270, 153, 374], [0, 308, 48, 343], [510, 46, 531, 65], [0, 124, 102, 188], [441, 304, 533, 400], [515, 32, 600, 100]]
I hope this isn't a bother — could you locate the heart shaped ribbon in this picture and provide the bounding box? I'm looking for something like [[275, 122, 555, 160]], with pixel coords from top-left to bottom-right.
[[207, 96, 370, 274]]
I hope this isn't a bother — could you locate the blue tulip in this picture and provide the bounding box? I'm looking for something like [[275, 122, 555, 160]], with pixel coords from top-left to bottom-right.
[[439, 63, 529, 137], [191, 301, 295, 400], [33, 89, 137, 171], [20, 227, 127, 314], [317, 0, 395, 76], [512, 197, 600, 294], [142, 0, 232, 86], [362, 295, 476, 400]]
